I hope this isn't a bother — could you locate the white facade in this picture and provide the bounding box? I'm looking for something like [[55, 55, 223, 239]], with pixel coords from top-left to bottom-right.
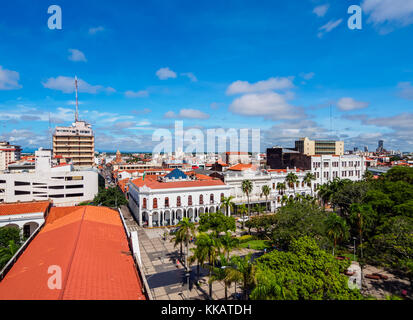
[[0, 149, 98, 206], [128, 179, 231, 228], [311, 155, 366, 189], [0, 212, 45, 237]]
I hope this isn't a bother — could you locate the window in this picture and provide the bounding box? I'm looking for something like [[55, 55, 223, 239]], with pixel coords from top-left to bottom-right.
[[165, 197, 169, 207], [15, 190, 30, 195], [65, 176, 83, 181], [48, 185, 64, 190], [23, 225, 31, 238], [199, 195, 204, 205], [272, 183, 275, 189], [210, 194, 214, 204], [15, 181, 30, 186], [177, 196, 181, 207], [153, 198, 158, 209], [50, 194, 65, 198], [221, 193, 224, 201], [188, 196, 192, 206], [143, 198, 147, 209], [0, 180, 6, 184], [66, 185, 83, 189], [66, 193, 84, 197]]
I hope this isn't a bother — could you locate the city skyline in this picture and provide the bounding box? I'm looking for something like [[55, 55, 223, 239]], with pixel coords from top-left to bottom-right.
[[1, 0, 413, 152]]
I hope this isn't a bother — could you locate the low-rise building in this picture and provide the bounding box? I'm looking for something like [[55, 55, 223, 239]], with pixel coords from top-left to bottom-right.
[[0, 142, 22, 172]]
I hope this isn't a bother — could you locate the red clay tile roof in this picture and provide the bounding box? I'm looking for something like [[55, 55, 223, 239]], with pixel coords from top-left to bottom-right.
[[0, 206, 146, 300], [0, 201, 50, 216], [228, 163, 257, 171]]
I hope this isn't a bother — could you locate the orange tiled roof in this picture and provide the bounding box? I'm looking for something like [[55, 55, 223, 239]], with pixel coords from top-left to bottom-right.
[[0, 201, 50, 216], [228, 163, 257, 171], [0, 206, 145, 300]]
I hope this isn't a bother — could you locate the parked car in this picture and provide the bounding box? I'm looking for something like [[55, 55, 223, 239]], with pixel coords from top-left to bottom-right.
[[237, 217, 249, 222]]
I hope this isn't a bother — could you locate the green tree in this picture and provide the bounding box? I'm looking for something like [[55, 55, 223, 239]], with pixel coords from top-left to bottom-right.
[[276, 182, 286, 195], [92, 187, 128, 208], [0, 240, 20, 269], [303, 172, 316, 196], [238, 204, 248, 230], [209, 254, 232, 300], [171, 218, 196, 270], [325, 212, 349, 256], [251, 237, 362, 300], [0, 226, 22, 248], [261, 185, 271, 213], [227, 254, 256, 300], [198, 211, 236, 237], [220, 196, 235, 217], [285, 172, 298, 192], [189, 242, 208, 281], [242, 180, 253, 218], [219, 232, 239, 260], [195, 233, 221, 299]]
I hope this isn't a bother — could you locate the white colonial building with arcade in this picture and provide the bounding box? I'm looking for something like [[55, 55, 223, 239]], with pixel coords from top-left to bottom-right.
[[127, 169, 231, 227]]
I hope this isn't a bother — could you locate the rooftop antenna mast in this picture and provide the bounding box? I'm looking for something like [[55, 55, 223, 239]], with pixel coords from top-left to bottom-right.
[[75, 76, 79, 122]]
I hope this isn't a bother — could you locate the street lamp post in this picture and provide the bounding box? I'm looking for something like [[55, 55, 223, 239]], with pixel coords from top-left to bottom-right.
[[353, 237, 356, 261]]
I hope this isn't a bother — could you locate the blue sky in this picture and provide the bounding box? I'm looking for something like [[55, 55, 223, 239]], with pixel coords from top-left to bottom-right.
[[1, 0, 413, 152]]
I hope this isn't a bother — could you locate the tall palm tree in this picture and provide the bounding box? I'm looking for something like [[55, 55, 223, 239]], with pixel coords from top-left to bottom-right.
[[220, 196, 235, 217], [239, 204, 248, 229], [285, 172, 298, 192], [209, 254, 232, 300], [172, 218, 196, 272], [317, 183, 332, 208], [219, 232, 239, 260], [281, 194, 288, 207], [254, 204, 264, 216], [241, 180, 253, 218], [226, 254, 256, 300], [276, 182, 286, 195], [261, 185, 271, 213], [189, 244, 208, 281], [325, 212, 349, 256], [303, 172, 316, 197], [195, 233, 221, 299]]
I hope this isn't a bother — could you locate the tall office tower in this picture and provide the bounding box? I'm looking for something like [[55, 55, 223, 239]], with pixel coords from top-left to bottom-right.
[[376, 140, 384, 153], [52, 76, 95, 168], [295, 137, 344, 156]]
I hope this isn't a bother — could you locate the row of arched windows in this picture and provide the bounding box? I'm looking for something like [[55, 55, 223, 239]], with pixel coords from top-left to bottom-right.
[[142, 193, 225, 209]]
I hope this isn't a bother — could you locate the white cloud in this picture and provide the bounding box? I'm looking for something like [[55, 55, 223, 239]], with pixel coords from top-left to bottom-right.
[[156, 67, 177, 80], [0, 66, 22, 90], [362, 0, 413, 30], [68, 49, 87, 62], [313, 4, 329, 17], [125, 90, 149, 98], [229, 92, 303, 120], [181, 72, 198, 82], [226, 77, 294, 95], [398, 82, 413, 100], [337, 97, 369, 111], [164, 109, 210, 119], [88, 26, 105, 35], [42, 76, 114, 94], [318, 19, 343, 38], [299, 72, 315, 80]]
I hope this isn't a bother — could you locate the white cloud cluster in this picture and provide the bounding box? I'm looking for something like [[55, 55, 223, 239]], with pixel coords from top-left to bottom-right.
[[68, 49, 87, 62], [0, 66, 22, 90], [164, 108, 210, 120], [362, 0, 413, 29], [337, 97, 369, 111], [226, 77, 294, 95], [125, 90, 149, 98], [42, 76, 115, 94], [313, 4, 329, 17], [156, 67, 177, 80]]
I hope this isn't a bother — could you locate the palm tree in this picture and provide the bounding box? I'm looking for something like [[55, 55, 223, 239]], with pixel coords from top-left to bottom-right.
[[276, 182, 286, 195], [189, 244, 208, 281], [261, 185, 271, 213], [220, 196, 235, 217], [239, 204, 248, 229], [325, 212, 349, 256], [0, 240, 19, 269], [171, 218, 196, 272], [281, 194, 288, 207], [219, 232, 239, 260], [241, 180, 253, 218], [317, 183, 332, 208], [209, 254, 232, 300], [195, 233, 221, 299], [226, 254, 256, 300], [303, 172, 316, 196], [254, 204, 264, 216], [285, 172, 298, 193]]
